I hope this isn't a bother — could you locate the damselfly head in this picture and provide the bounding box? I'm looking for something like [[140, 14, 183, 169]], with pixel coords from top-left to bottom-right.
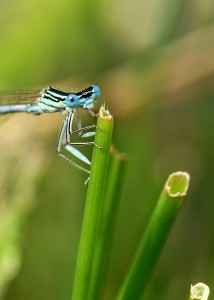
[[65, 85, 101, 109]]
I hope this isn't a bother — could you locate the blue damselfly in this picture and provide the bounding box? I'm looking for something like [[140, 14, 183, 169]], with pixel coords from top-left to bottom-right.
[[0, 85, 101, 177]]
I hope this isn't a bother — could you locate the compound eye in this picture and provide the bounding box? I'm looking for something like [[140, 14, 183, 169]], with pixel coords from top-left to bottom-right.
[[69, 94, 78, 102], [92, 85, 101, 99], [65, 93, 79, 108]]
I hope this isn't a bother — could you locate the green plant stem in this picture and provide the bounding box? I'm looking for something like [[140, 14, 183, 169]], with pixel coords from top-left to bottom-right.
[[88, 147, 127, 300], [189, 283, 210, 300], [117, 171, 190, 300], [71, 105, 113, 300]]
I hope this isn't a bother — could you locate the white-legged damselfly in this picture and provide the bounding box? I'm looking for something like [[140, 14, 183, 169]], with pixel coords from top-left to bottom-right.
[[0, 85, 101, 179]]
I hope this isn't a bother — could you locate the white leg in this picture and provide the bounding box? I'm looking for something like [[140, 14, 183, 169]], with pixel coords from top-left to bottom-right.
[[56, 112, 103, 177], [56, 115, 90, 174], [68, 117, 102, 148]]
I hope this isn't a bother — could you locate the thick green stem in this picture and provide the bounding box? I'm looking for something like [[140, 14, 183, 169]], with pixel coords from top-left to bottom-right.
[[71, 105, 113, 300], [117, 171, 190, 300], [88, 147, 127, 300]]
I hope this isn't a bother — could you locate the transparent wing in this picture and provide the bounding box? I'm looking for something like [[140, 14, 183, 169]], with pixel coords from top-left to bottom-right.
[[0, 90, 41, 124], [0, 90, 41, 105]]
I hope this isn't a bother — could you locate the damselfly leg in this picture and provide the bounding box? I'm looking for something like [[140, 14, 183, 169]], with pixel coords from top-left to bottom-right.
[[56, 110, 102, 177]]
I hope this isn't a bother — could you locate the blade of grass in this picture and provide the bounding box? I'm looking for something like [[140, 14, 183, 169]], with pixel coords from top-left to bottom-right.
[[71, 105, 113, 300], [88, 147, 127, 300], [189, 283, 210, 300], [116, 171, 190, 300]]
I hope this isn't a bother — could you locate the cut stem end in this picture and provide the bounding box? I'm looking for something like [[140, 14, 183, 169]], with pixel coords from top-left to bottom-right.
[[165, 171, 190, 197], [99, 104, 113, 120], [190, 283, 210, 300]]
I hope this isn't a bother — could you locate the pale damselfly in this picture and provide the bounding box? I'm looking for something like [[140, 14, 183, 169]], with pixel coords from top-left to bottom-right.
[[0, 84, 101, 179]]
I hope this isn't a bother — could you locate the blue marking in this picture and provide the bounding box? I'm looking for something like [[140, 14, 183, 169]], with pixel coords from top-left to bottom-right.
[[92, 85, 101, 99]]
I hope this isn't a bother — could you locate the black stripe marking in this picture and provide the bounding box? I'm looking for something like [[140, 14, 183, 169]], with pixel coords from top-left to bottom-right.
[[42, 85, 94, 103], [75, 86, 93, 97], [48, 87, 69, 97], [43, 87, 69, 103]]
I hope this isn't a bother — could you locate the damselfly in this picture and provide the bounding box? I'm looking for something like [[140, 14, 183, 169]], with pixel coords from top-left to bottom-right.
[[0, 84, 101, 178]]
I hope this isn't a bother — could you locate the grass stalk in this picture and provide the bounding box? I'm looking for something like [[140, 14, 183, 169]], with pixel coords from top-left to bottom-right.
[[71, 105, 113, 300], [116, 171, 190, 300], [88, 147, 127, 300]]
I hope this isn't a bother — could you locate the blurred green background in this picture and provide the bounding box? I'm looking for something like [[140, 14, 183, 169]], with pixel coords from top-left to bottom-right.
[[0, 0, 214, 299]]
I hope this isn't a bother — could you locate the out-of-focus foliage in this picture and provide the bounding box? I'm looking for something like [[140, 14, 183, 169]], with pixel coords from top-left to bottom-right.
[[0, 0, 214, 299]]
